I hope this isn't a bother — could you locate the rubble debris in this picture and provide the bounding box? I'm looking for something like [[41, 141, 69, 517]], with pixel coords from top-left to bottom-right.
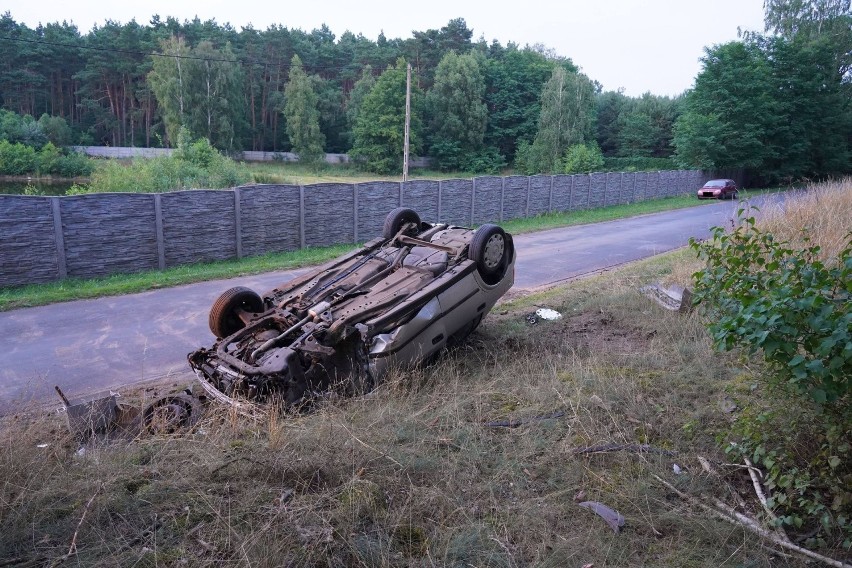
[[142, 391, 203, 434], [578, 501, 626, 533], [535, 308, 562, 321], [57, 385, 118, 438], [639, 284, 694, 312]]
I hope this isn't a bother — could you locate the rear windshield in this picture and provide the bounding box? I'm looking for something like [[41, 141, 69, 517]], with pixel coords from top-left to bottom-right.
[[704, 180, 726, 188]]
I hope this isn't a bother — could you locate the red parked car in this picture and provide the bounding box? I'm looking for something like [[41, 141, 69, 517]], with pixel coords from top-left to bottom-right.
[[697, 179, 739, 200]]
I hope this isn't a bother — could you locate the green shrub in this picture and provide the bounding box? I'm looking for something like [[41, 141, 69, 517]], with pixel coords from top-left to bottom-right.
[[563, 143, 604, 174], [0, 140, 37, 175], [691, 212, 851, 548], [690, 215, 851, 406], [72, 135, 251, 194], [460, 147, 506, 175], [36, 142, 62, 174], [54, 151, 95, 177]]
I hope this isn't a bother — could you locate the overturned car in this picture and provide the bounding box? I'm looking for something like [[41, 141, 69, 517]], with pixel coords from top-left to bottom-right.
[[188, 208, 516, 406]]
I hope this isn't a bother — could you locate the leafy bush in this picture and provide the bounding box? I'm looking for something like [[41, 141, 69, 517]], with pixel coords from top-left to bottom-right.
[[37, 114, 72, 146], [36, 142, 61, 174], [54, 151, 95, 177], [460, 147, 506, 175], [691, 211, 851, 548], [563, 143, 604, 174], [691, 214, 851, 406], [71, 135, 251, 194], [0, 140, 37, 175]]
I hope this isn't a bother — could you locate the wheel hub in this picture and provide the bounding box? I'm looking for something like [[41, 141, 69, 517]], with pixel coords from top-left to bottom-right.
[[483, 234, 505, 269]]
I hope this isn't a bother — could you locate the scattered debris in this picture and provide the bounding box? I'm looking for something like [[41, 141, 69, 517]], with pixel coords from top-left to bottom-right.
[[55, 383, 206, 442], [573, 490, 587, 502], [36, 444, 49, 448], [570, 443, 677, 457], [484, 410, 565, 428], [639, 284, 694, 313], [142, 391, 203, 434], [578, 501, 626, 533], [535, 308, 562, 321], [720, 398, 738, 413], [525, 308, 563, 325], [57, 385, 118, 438], [673, 464, 683, 475]]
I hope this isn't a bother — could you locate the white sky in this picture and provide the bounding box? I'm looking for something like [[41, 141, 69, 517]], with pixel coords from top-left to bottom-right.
[[4, 0, 766, 96]]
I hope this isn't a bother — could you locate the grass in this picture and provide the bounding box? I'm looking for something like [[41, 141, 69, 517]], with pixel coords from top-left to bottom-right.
[[0, 189, 778, 312], [0, 245, 354, 312], [0, 249, 798, 566], [244, 161, 475, 185], [759, 177, 852, 261]]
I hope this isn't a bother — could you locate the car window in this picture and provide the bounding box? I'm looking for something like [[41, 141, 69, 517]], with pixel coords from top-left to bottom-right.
[[705, 180, 725, 188]]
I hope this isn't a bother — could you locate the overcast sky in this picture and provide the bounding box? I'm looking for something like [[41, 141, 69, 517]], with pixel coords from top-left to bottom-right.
[[3, 0, 766, 96]]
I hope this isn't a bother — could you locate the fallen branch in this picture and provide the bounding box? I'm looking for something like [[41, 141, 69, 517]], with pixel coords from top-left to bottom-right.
[[743, 456, 791, 544], [652, 474, 851, 568], [571, 443, 676, 457], [484, 410, 565, 428]]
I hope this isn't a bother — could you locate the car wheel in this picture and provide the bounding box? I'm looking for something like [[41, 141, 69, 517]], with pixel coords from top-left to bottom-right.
[[470, 224, 510, 284], [382, 207, 421, 239], [209, 286, 264, 338]]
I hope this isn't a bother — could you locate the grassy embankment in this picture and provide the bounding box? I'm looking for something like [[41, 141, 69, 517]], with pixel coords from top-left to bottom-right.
[[0, 247, 782, 566], [1, 179, 847, 565]]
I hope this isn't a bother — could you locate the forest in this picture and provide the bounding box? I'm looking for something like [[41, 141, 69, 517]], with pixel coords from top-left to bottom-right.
[[0, 0, 849, 181]]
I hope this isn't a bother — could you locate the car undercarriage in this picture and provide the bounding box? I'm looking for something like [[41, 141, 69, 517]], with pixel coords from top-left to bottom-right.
[[188, 208, 515, 406]]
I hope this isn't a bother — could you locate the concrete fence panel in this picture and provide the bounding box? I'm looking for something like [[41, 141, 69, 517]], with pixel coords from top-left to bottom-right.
[[238, 184, 301, 257], [302, 183, 355, 248], [0, 196, 59, 287], [356, 182, 400, 241], [588, 173, 607, 209], [528, 175, 552, 217], [571, 175, 591, 211], [61, 193, 159, 278], [160, 190, 236, 267], [472, 176, 502, 225], [604, 172, 621, 207], [550, 175, 573, 212], [502, 176, 528, 221], [402, 180, 439, 223], [438, 179, 473, 226], [634, 172, 648, 202]]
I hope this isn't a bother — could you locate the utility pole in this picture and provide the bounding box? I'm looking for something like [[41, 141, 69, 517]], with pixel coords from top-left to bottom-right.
[[402, 62, 411, 182]]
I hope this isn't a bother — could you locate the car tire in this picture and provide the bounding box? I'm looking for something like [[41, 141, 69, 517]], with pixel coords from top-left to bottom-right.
[[382, 207, 421, 239], [209, 286, 264, 338], [470, 224, 510, 284]]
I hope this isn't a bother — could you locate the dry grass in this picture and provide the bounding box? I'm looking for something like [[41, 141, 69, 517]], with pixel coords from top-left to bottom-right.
[[759, 177, 852, 261], [0, 251, 806, 567]]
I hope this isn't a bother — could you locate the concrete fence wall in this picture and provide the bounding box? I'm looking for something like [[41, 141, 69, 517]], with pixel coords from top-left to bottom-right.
[[0, 170, 711, 288]]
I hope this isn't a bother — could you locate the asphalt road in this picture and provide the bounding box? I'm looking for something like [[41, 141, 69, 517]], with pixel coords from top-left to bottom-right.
[[0, 197, 764, 410]]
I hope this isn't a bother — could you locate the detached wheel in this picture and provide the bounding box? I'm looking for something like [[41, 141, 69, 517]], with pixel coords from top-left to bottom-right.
[[470, 224, 510, 285], [209, 286, 264, 338], [383, 207, 420, 239]]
